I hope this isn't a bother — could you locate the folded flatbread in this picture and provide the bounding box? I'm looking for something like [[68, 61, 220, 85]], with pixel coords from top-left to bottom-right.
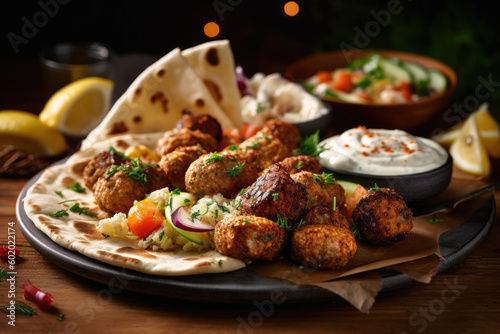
[[24, 133, 246, 276], [81, 40, 240, 150]]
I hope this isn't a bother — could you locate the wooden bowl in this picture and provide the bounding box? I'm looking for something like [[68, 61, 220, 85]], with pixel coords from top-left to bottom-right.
[[285, 49, 457, 132]]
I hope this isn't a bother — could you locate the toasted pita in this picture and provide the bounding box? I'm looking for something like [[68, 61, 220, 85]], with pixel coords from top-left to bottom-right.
[[81, 46, 235, 150], [24, 133, 246, 276], [182, 40, 243, 129]]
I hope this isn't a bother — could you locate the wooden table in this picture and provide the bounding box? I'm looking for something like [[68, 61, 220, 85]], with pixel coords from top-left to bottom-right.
[[0, 169, 499, 333]]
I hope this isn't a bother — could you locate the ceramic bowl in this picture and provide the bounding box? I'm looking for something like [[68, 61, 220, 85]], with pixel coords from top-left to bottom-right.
[[321, 154, 453, 203], [293, 103, 333, 139], [285, 49, 457, 132]]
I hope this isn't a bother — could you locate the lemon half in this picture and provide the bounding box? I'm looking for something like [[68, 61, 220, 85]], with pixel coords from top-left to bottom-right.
[[450, 115, 490, 177], [39, 77, 113, 137], [0, 110, 67, 156]]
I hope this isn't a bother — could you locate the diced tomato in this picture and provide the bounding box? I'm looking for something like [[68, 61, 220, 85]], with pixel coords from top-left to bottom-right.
[[331, 69, 353, 92], [127, 200, 164, 238], [316, 71, 333, 84], [219, 128, 244, 150], [343, 184, 368, 221], [242, 123, 262, 139], [395, 80, 412, 101]]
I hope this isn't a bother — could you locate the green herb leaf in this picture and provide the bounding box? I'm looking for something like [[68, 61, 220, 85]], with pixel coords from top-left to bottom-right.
[[369, 184, 382, 191], [49, 209, 69, 218], [206, 152, 223, 163], [69, 203, 97, 218], [107, 159, 157, 186], [314, 172, 335, 184], [296, 219, 307, 228], [228, 145, 239, 151], [429, 217, 443, 224], [243, 219, 252, 224], [272, 193, 279, 201], [0, 268, 13, 280], [275, 213, 290, 231], [109, 146, 130, 160], [0, 301, 37, 316], [210, 259, 223, 267], [353, 75, 372, 88], [225, 162, 245, 178], [55, 191, 64, 198], [252, 141, 260, 149], [295, 130, 327, 158], [58, 314, 66, 321], [294, 161, 303, 170], [68, 182, 86, 193], [350, 223, 364, 240]]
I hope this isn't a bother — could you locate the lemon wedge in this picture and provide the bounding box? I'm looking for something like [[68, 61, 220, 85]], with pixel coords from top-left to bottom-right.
[[39, 77, 113, 137], [433, 103, 500, 158], [0, 110, 67, 156], [450, 115, 490, 177]]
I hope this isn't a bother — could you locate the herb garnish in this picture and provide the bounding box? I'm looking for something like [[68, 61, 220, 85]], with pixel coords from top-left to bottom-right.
[[0, 268, 13, 280], [243, 219, 252, 224], [107, 159, 158, 186], [68, 182, 86, 193], [350, 223, 364, 240], [55, 191, 64, 198], [295, 130, 327, 158], [49, 210, 69, 218], [210, 259, 224, 267], [206, 152, 223, 163], [58, 314, 66, 322], [190, 200, 230, 220], [314, 172, 335, 184], [369, 184, 382, 191], [228, 145, 239, 151], [294, 161, 303, 170], [275, 213, 290, 231], [69, 203, 97, 218], [109, 146, 129, 160], [272, 193, 279, 201], [0, 301, 37, 316], [296, 219, 307, 228], [429, 217, 443, 224], [225, 162, 245, 178], [252, 141, 260, 149]]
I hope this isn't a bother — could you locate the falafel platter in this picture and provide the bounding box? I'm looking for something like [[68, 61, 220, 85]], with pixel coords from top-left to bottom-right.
[[23, 40, 424, 280]]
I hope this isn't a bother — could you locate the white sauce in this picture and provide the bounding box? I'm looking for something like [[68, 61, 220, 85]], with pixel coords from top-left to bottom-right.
[[241, 73, 328, 125], [319, 127, 449, 175]]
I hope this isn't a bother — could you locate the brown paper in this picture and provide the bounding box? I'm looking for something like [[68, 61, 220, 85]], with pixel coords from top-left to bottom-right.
[[250, 178, 495, 312]]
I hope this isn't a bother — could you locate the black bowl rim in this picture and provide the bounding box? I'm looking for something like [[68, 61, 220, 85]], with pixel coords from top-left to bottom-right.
[[321, 152, 453, 181]]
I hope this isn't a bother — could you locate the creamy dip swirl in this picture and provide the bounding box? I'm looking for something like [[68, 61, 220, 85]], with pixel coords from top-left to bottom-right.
[[319, 127, 449, 175]]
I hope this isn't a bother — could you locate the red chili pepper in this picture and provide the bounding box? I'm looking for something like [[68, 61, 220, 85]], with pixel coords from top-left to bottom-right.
[[23, 280, 55, 311], [0, 245, 20, 261]]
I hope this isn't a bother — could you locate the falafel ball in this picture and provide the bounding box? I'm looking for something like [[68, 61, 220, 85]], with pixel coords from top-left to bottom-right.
[[303, 205, 350, 230], [241, 163, 306, 224], [159, 145, 207, 191], [352, 188, 413, 245], [280, 155, 322, 174], [291, 171, 345, 212], [261, 119, 301, 153], [214, 215, 287, 261], [176, 111, 223, 142], [83, 150, 127, 190], [291, 223, 357, 269], [156, 128, 218, 157]]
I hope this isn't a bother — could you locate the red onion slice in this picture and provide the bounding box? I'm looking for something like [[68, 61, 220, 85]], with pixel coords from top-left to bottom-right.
[[171, 206, 214, 232]]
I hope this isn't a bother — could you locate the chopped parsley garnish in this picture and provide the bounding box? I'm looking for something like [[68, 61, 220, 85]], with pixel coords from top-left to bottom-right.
[[55, 191, 64, 198], [225, 162, 245, 178], [295, 130, 327, 158], [275, 213, 290, 231], [206, 152, 223, 163], [184, 198, 191, 204], [171, 188, 181, 196], [68, 182, 86, 193], [69, 203, 97, 218], [228, 145, 239, 151], [243, 219, 252, 224], [252, 141, 260, 149], [353, 76, 372, 89], [256, 102, 267, 113], [239, 188, 247, 196], [0, 300, 37, 316], [210, 259, 224, 267], [296, 219, 307, 228], [369, 184, 382, 191], [107, 159, 158, 186], [57, 199, 77, 204], [350, 223, 364, 240], [158, 230, 165, 241], [49, 209, 69, 218], [272, 193, 279, 201], [190, 200, 230, 220], [109, 146, 130, 160], [294, 161, 303, 170], [58, 314, 66, 322], [314, 172, 335, 184], [429, 217, 443, 224]]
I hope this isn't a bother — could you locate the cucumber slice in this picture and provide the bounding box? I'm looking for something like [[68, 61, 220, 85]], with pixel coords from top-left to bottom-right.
[[165, 206, 205, 246], [403, 61, 429, 83], [378, 58, 412, 82], [337, 180, 361, 197], [428, 69, 447, 92], [323, 89, 366, 104]]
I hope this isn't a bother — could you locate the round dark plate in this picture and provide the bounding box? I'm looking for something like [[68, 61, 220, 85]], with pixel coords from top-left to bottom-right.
[[16, 163, 495, 304]]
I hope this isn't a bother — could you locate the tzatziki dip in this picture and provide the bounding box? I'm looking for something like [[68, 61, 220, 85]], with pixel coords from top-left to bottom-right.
[[319, 126, 449, 175]]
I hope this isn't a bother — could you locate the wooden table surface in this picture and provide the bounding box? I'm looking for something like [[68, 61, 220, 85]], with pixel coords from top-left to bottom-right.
[[1, 59, 500, 333]]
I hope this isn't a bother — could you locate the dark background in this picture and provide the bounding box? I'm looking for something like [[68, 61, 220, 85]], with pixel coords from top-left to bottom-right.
[[1, 0, 499, 127]]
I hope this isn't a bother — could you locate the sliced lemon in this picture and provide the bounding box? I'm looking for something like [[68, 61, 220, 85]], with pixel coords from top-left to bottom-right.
[[39, 77, 113, 137], [125, 145, 160, 162], [432, 124, 461, 148], [0, 110, 67, 156], [473, 105, 500, 159], [450, 115, 490, 177]]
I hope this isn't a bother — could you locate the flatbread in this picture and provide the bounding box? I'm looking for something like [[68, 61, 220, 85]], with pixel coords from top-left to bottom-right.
[[81, 44, 236, 150], [182, 40, 243, 129], [23, 133, 246, 276]]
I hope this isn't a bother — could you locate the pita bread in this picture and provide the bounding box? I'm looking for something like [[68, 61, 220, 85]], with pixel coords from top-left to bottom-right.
[[23, 133, 246, 276], [182, 40, 243, 129], [81, 44, 237, 150]]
